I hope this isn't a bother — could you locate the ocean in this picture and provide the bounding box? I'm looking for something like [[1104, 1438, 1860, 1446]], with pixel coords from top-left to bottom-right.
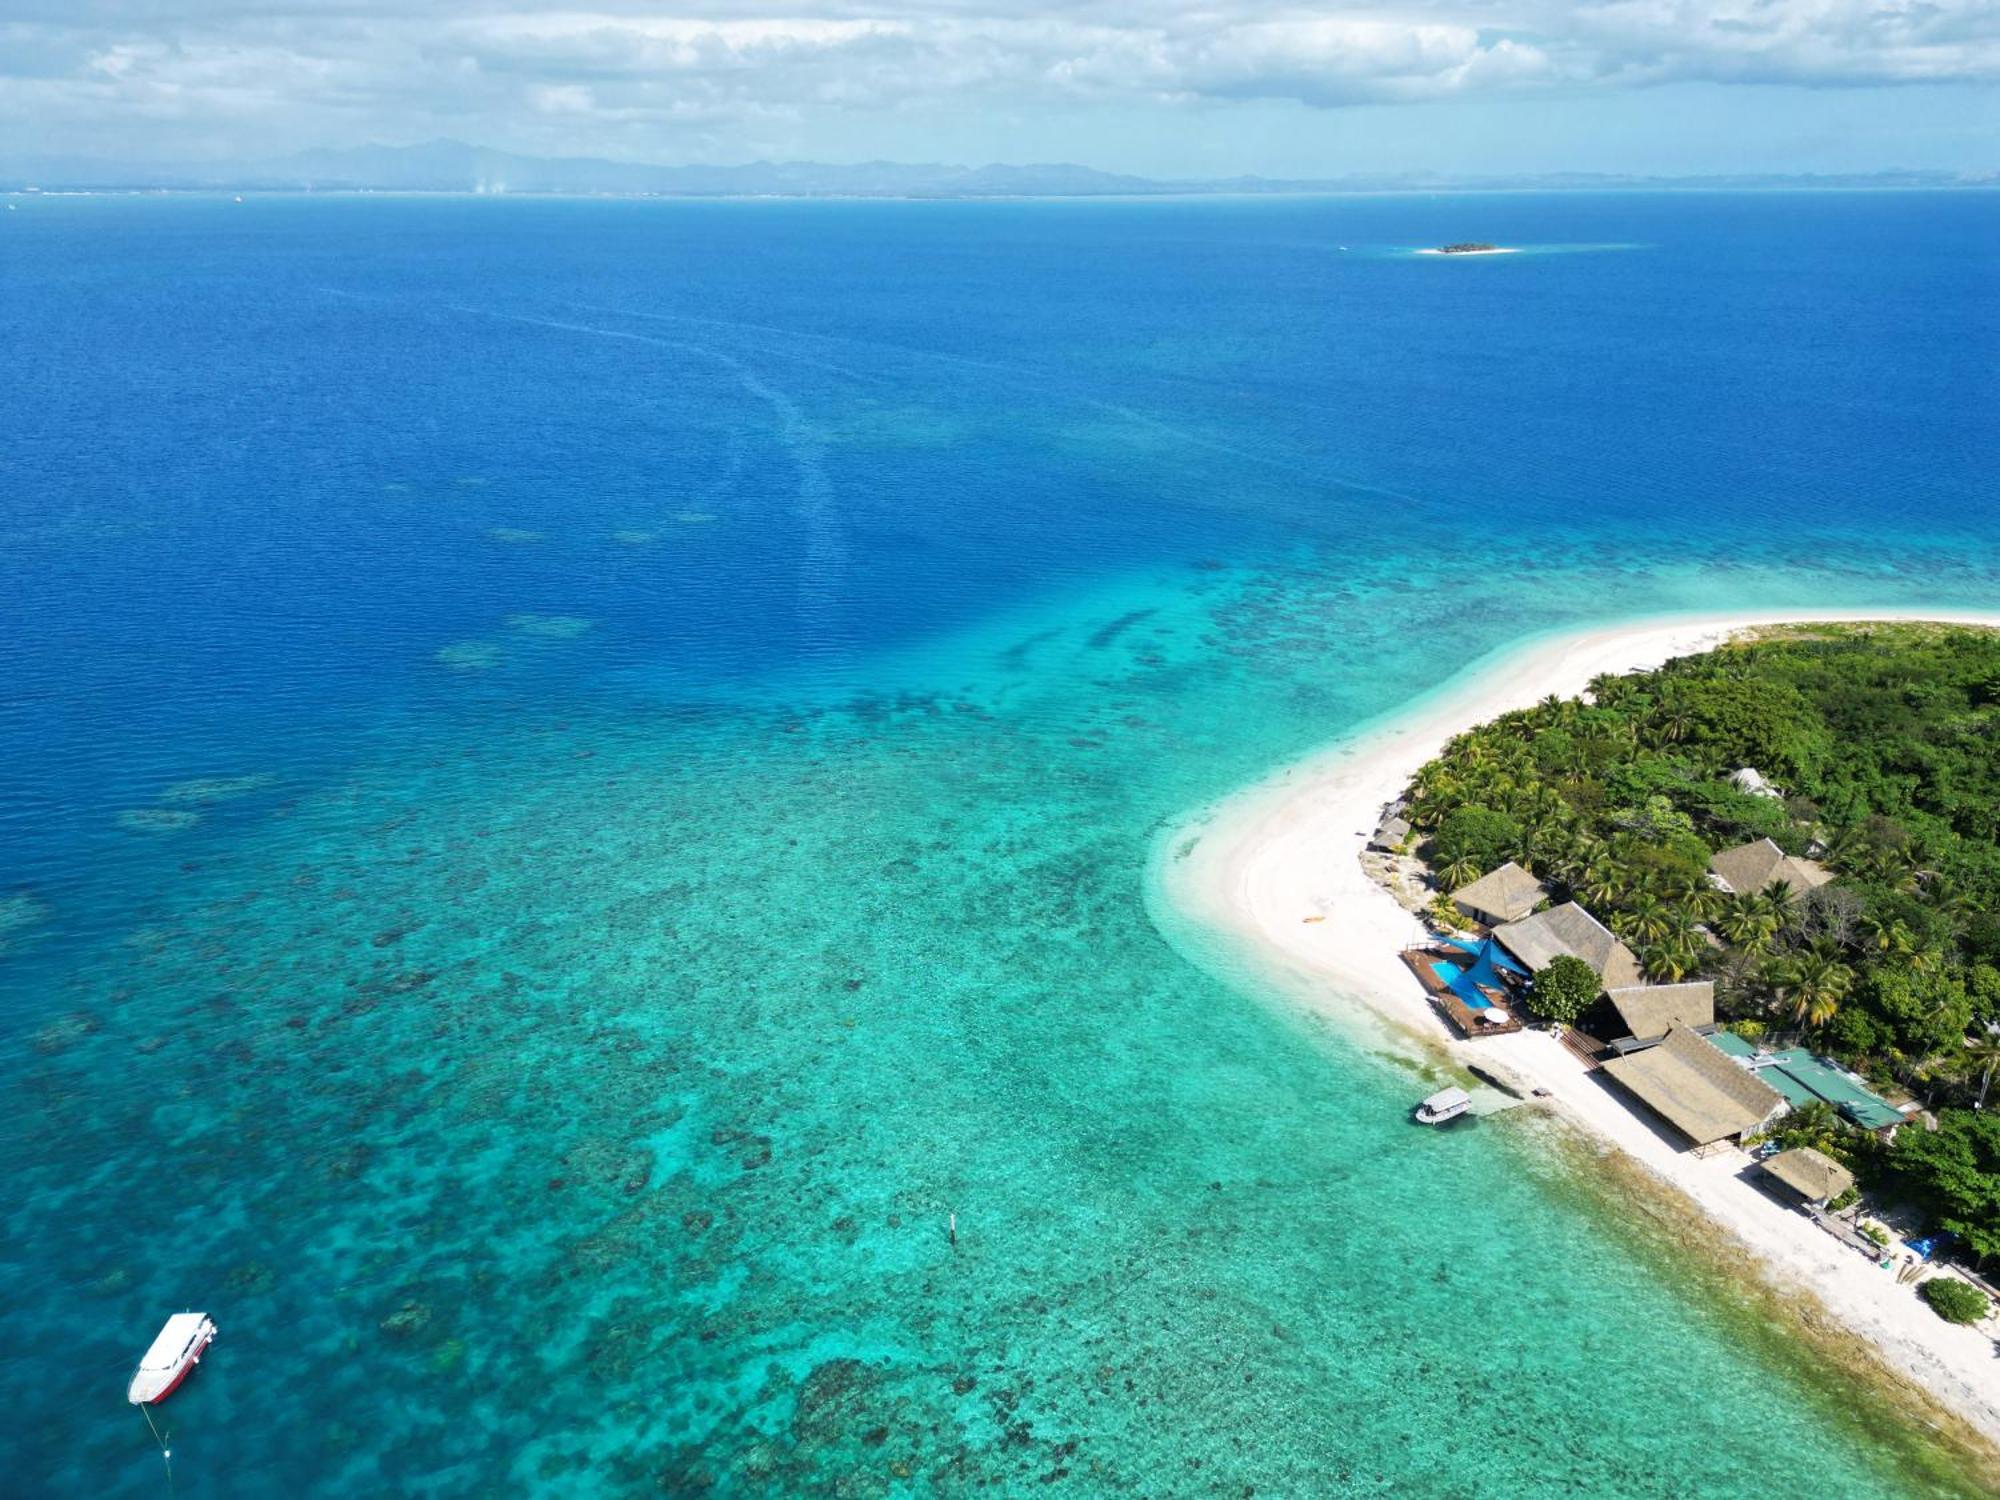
[[3, 189, 1997, 1496]]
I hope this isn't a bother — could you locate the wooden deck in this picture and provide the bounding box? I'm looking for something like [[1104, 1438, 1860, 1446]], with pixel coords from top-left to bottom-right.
[[1561, 1025, 1611, 1072], [1400, 947, 1527, 1039]]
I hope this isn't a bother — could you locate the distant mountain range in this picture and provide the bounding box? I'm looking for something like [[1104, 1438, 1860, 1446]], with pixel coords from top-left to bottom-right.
[[7, 140, 1996, 197]]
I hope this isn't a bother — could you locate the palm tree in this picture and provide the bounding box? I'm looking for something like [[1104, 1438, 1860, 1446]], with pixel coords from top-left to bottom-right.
[[1528, 785, 1570, 823], [1655, 696, 1695, 744], [1437, 853, 1481, 892], [1615, 892, 1673, 948], [1964, 1028, 2000, 1111], [1717, 891, 1769, 948], [1687, 886, 1727, 926], [1576, 858, 1625, 912], [1525, 832, 1565, 880], [1757, 883, 1800, 933], [1646, 923, 1706, 983], [1862, 915, 1917, 962], [1774, 951, 1854, 1029], [1921, 873, 1976, 928], [1710, 947, 1762, 1016], [1546, 838, 1600, 894], [1779, 1099, 1841, 1153], [1670, 904, 1708, 966]]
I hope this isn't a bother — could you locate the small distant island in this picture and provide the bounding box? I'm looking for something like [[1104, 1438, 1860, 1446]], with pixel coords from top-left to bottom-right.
[[1421, 241, 1516, 256]]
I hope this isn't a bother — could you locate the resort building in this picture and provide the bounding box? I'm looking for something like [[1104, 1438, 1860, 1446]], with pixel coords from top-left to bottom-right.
[[1760, 1146, 1856, 1209], [1704, 1031, 1909, 1135], [1709, 838, 1833, 896], [1604, 982, 1715, 1052], [1601, 1026, 1788, 1152], [1369, 812, 1413, 853], [1450, 861, 1551, 927], [1493, 901, 1643, 991]]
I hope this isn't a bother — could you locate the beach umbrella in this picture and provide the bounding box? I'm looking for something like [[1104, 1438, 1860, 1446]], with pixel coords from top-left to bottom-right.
[[1484, 1008, 1511, 1025]]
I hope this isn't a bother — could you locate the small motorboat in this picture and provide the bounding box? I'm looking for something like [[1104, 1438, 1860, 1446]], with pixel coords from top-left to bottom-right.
[[128, 1312, 216, 1405], [1414, 1087, 1471, 1125]]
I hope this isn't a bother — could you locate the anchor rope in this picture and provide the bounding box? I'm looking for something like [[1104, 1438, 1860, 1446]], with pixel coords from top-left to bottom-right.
[[139, 1400, 175, 1496]]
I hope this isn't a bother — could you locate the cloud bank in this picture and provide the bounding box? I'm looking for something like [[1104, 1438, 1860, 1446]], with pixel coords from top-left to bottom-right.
[[5, 0, 1998, 160]]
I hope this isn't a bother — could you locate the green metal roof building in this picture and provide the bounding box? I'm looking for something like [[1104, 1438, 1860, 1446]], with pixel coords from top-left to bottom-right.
[[1703, 1032, 1906, 1132]]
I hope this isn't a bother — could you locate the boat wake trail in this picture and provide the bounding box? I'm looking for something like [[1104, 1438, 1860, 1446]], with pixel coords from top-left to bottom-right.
[[570, 301, 1429, 508], [444, 305, 850, 657]]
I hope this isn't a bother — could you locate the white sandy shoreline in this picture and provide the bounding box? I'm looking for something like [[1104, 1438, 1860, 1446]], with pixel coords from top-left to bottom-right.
[[1156, 607, 2000, 1448]]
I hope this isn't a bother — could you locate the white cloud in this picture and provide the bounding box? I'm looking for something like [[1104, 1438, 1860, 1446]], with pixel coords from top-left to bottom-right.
[[3, 0, 1997, 158]]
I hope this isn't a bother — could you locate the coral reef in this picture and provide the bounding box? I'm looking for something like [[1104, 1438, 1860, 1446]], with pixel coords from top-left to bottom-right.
[[505, 615, 594, 640], [115, 808, 201, 833], [160, 773, 278, 805], [435, 641, 501, 671]]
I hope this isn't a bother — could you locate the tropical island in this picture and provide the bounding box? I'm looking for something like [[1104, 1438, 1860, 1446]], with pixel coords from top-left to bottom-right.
[[1402, 624, 2000, 1271], [1434, 241, 1501, 254], [1164, 611, 2000, 1463]]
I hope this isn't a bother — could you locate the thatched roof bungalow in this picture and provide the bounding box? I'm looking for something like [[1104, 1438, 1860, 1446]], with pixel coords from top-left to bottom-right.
[[1369, 814, 1413, 853], [1605, 982, 1715, 1049], [1709, 838, 1832, 897], [1450, 861, 1550, 927], [1761, 1146, 1855, 1207], [1493, 902, 1643, 990], [1601, 1026, 1787, 1150]]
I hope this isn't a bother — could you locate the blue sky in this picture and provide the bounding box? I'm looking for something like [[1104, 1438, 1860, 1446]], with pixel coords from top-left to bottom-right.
[[4, 1, 1997, 175]]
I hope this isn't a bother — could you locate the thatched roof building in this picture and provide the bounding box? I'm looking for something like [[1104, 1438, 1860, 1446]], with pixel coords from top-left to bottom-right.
[[1369, 814, 1412, 853], [1451, 861, 1550, 926], [1601, 1027, 1787, 1148], [1606, 982, 1715, 1045], [1493, 902, 1643, 990], [1709, 838, 1832, 896], [1761, 1146, 1855, 1206]]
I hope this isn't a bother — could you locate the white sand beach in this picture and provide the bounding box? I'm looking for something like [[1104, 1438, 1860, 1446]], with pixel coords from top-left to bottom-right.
[[1160, 608, 2000, 1447]]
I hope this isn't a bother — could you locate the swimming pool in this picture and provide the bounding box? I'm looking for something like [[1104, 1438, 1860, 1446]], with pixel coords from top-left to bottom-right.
[[1429, 959, 1491, 1007]]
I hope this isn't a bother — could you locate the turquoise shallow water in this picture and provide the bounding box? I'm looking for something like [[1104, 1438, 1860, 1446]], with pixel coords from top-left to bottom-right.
[[4, 192, 1999, 1495]]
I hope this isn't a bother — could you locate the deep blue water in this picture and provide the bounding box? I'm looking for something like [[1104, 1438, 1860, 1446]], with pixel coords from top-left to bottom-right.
[[3, 191, 1998, 1495]]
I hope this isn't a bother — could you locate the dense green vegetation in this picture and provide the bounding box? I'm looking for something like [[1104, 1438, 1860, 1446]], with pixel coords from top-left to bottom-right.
[[1920, 1276, 1990, 1325], [1893, 1110, 2000, 1263], [1533, 955, 1601, 1025], [1408, 624, 2000, 1261]]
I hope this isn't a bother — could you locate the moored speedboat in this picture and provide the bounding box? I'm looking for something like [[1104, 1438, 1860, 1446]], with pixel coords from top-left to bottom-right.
[[1414, 1087, 1471, 1125], [128, 1313, 216, 1404]]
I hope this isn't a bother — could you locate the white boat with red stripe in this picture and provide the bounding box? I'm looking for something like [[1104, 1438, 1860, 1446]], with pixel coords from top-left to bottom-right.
[[127, 1313, 216, 1404]]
